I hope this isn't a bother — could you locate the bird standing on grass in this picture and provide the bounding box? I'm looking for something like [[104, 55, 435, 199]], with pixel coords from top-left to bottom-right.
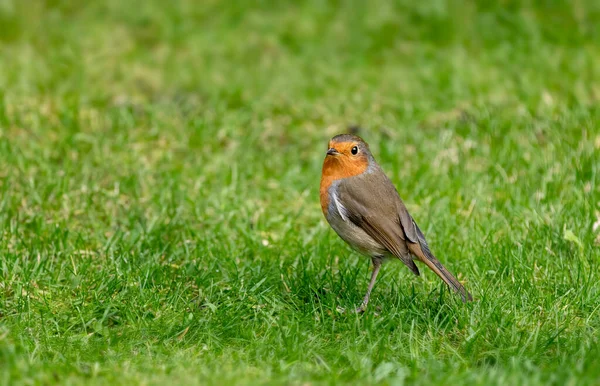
[[319, 134, 472, 312]]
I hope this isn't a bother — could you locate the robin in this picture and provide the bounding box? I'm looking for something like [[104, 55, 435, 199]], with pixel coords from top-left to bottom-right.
[[320, 134, 472, 312]]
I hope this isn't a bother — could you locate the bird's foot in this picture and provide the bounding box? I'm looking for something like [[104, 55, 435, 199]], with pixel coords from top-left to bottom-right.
[[336, 305, 366, 314], [354, 304, 367, 314], [355, 304, 382, 315]]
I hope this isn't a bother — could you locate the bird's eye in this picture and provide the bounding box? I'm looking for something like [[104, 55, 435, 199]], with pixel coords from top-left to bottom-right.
[[351, 146, 359, 155]]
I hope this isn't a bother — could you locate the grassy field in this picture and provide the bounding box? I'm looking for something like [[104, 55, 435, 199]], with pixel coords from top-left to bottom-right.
[[1, 1, 600, 384]]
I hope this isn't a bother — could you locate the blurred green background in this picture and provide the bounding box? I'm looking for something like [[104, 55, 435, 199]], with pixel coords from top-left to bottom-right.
[[1, 1, 599, 385]]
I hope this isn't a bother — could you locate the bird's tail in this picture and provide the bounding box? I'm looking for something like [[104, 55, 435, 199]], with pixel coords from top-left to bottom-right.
[[410, 225, 473, 302]]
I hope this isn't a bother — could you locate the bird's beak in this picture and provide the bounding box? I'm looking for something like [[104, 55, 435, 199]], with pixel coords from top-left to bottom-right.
[[327, 148, 340, 156]]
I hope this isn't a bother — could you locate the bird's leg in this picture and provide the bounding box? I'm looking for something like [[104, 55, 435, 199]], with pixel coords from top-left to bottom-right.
[[355, 258, 382, 313]]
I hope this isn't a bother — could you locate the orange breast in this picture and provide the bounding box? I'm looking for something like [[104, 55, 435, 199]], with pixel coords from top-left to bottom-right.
[[319, 156, 368, 215]]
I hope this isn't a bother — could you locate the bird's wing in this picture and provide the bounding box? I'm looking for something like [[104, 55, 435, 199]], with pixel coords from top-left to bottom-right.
[[337, 170, 473, 301], [337, 171, 420, 276]]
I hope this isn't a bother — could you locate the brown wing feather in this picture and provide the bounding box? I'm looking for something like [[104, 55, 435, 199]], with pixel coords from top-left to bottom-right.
[[337, 171, 420, 275], [338, 169, 473, 301]]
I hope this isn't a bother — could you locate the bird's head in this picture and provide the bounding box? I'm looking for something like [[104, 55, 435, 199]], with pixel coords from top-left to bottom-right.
[[322, 134, 373, 179]]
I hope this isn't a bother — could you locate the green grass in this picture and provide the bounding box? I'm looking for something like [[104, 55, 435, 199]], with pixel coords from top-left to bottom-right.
[[1, 0, 600, 384]]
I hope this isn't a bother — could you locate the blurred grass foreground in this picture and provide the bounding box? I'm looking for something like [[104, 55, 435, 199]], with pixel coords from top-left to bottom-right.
[[1, 1, 600, 385]]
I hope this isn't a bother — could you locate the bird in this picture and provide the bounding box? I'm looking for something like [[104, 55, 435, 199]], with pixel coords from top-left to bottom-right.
[[319, 133, 472, 312]]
